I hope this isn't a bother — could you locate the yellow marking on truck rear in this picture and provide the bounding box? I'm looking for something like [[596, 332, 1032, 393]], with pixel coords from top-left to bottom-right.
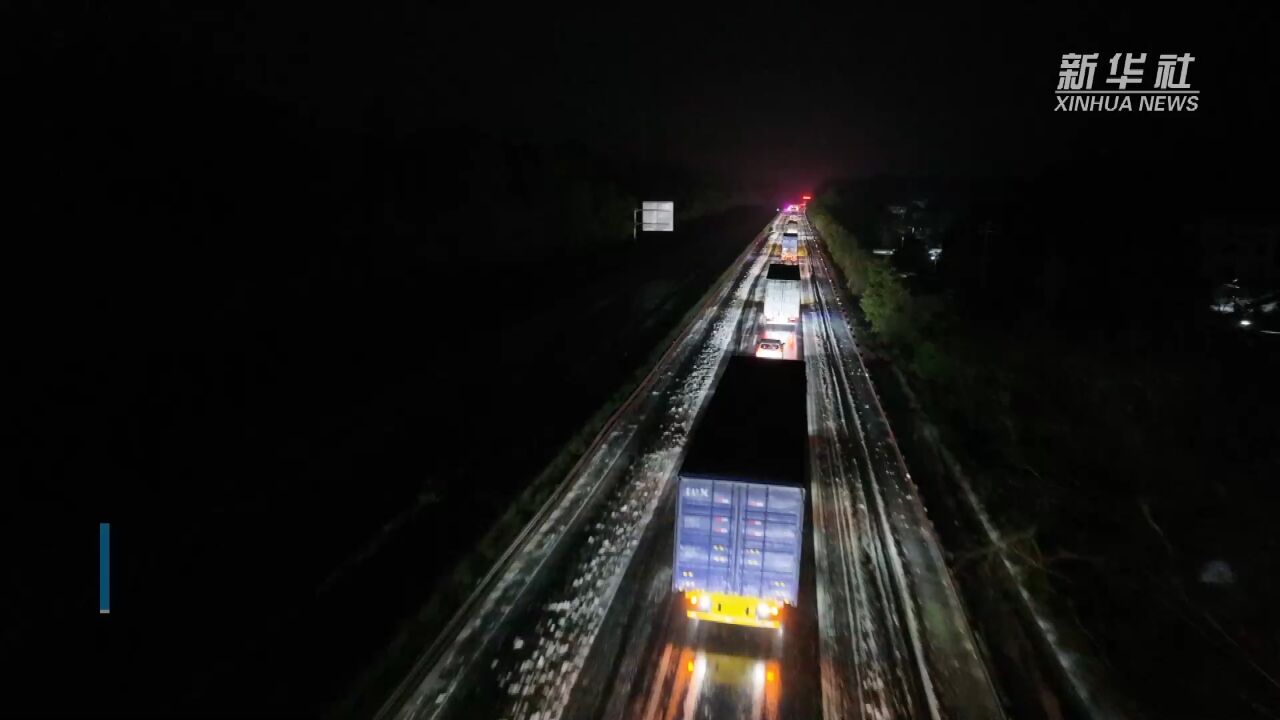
[[685, 592, 782, 630], [687, 610, 781, 629]]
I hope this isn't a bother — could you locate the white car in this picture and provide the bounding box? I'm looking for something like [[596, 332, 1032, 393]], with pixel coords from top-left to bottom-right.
[[755, 339, 785, 359]]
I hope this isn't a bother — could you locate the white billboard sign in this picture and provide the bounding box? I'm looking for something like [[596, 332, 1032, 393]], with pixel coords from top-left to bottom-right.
[[641, 201, 674, 232]]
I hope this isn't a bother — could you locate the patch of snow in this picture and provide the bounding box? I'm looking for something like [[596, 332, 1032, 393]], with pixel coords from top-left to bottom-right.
[[487, 249, 769, 719]]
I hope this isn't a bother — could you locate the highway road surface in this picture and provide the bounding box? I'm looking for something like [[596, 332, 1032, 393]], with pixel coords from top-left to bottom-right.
[[375, 214, 1005, 720]]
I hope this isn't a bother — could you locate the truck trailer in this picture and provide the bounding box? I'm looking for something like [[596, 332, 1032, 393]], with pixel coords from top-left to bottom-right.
[[780, 231, 799, 263], [673, 355, 807, 630], [762, 263, 801, 326]]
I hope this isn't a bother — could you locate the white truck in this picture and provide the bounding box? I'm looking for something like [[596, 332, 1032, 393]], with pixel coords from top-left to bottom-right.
[[763, 263, 801, 326], [780, 231, 799, 263]]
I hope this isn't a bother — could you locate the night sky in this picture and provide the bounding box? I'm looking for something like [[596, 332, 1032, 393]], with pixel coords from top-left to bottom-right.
[[261, 3, 1279, 192], [14, 3, 1278, 200]]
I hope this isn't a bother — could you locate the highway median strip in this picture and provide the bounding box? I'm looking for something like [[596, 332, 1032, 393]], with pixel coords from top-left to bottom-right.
[[333, 223, 770, 720]]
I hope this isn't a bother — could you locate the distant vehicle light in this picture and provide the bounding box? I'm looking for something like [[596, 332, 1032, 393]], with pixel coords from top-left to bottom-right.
[[801, 195, 811, 200], [1240, 319, 1253, 326]]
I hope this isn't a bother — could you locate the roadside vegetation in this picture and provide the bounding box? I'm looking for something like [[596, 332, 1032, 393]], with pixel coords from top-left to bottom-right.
[[810, 179, 1280, 718]]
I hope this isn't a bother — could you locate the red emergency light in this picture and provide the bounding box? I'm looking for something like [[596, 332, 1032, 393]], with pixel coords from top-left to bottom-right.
[[801, 195, 811, 201]]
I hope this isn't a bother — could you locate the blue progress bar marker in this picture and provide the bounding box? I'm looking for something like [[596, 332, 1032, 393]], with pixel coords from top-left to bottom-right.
[[100, 523, 110, 614]]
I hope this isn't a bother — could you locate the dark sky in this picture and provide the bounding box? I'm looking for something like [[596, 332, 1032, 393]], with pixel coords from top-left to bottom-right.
[[12, 2, 1280, 198], [377, 4, 1276, 188]]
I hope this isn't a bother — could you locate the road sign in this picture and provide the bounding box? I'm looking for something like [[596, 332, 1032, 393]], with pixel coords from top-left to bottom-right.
[[641, 201, 674, 232]]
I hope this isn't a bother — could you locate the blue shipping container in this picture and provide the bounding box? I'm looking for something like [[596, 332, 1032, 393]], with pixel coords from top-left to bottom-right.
[[674, 477, 804, 605], [670, 356, 807, 626]]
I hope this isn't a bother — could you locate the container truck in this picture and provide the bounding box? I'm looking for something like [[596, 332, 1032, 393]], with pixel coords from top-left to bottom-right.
[[673, 355, 807, 630], [763, 263, 801, 326], [780, 232, 799, 263]]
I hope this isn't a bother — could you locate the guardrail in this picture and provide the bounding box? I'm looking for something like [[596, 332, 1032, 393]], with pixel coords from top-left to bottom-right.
[[806, 218, 1127, 720], [374, 222, 775, 720]]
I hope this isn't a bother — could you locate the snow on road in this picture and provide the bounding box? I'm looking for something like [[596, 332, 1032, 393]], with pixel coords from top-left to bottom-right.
[[380, 235, 771, 720], [803, 226, 1005, 720], [383, 215, 1005, 720], [492, 249, 770, 720]]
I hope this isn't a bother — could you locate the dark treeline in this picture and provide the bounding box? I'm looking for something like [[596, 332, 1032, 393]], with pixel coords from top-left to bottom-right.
[[9, 7, 756, 714], [821, 170, 1216, 343], [10, 0, 737, 337], [812, 164, 1280, 716], [11, 0, 742, 449]]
